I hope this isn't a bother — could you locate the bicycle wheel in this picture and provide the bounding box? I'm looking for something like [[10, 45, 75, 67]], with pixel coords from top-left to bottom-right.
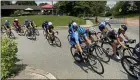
[[101, 39, 113, 56], [67, 34, 70, 42], [94, 45, 110, 63], [54, 36, 61, 47], [88, 54, 104, 74], [123, 47, 134, 57], [31, 31, 36, 40], [70, 47, 82, 62], [121, 56, 140, 79], [43, 30, 46, 37], [35, 29, 39, 36], [25, 30, 30, 39], [9, 31, 15, 39]]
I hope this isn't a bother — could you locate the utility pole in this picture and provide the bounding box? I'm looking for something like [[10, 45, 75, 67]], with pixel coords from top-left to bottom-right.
[[52, 0, 53, 15]]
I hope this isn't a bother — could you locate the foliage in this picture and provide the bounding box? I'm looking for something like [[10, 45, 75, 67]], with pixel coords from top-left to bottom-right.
[[39, 3, 48, 6], [13, 10, 24, 16], [1, 1, 12, 5], [15, 1, 37, 5], [1, 37, 18, 79], [112, 1, 140, 16], [55, 1, 107, 17]]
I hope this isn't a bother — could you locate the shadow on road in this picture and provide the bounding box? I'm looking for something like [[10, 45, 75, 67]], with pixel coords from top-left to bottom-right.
[[9, 63, 28, 79], [74, 61, 104, 77], [120, 70, 137, 80]]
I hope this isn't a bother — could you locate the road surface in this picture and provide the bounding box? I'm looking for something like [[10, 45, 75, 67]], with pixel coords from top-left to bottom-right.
[[14, 25, 139, 79]]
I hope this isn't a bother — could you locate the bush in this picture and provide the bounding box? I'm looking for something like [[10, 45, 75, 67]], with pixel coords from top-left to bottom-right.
[[1, 37, 18, 79], [105, 11, 112, 17]]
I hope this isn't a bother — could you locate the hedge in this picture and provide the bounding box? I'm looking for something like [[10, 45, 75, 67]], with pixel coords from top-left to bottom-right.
[[1, 37, 18, 79]]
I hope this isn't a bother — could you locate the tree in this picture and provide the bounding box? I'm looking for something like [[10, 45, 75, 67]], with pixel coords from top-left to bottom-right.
[[55, 1, 107, 17], [39, 3, 48, 6], [1, 1, 12, 5], [15, 1, 37, 5]]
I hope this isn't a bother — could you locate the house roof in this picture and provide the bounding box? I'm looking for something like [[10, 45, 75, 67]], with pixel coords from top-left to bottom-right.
[[1, 5, 41, 10], [41, 4, 55, 9]]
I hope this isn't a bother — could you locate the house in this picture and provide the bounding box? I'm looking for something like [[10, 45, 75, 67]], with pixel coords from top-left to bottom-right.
[[1, 4, 56, 16]]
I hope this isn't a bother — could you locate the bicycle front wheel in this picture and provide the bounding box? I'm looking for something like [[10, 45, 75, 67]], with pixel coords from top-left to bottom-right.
[[123, 47, 134, 57], [54, 36, 61, 47], [94, 45, 110, 63], [121, 56, 140, 79], [88, 54, 104, 74]]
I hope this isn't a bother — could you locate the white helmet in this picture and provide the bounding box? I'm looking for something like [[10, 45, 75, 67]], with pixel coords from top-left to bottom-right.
[[105, 18, 109, 22], [48, 22, 52, 26], [5, 20, 8, 22], [89, 27, 96, 33], [15, 19, 18, 21], [72, 22, 77, 26]]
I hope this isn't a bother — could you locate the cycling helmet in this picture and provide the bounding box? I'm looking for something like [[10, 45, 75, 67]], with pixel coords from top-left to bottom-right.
[[119, 25, 127, 31], [25, 19, 28, 22], [48, 22, 53, 25], [5, 20, 8, 22], [105, 18, 110, 22], [77, 27, 86, 35], [72, 22, 77, 26], [15, 19, 18, 21]]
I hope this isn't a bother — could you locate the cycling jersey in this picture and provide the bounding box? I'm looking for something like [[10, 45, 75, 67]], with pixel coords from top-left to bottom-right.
[[42, 22, 48, 30], [106, 28, 121, 43], [68, 25, 77, 34], [24, 21, 30, 28], [99, 21, 111, 31], [13, 21, 20, 27], [69, 31, 83, 47], [5, 21, 10, 28], [47, 25, 54, 33]]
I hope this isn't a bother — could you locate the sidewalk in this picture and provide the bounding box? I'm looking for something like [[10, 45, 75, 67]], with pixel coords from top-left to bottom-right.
[[9, 66, 57, 79]]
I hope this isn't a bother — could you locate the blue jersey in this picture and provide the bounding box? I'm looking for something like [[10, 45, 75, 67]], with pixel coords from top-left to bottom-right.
[[99, 21, 111, 27], [68, 25, 77, 34], [5, 22, 10, 26]]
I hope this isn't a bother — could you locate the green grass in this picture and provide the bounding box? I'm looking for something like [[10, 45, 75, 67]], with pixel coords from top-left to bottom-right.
[[1, 15, 86, 27]]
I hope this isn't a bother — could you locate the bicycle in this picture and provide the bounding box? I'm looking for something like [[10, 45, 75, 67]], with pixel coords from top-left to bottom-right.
[[25, 27, 36, 40], [47, 31, 61, 47], [121, 56, 140, 79], [90, 41, 110, 63], [33, 26, 39, 36], [100, 33, 136, 59], [70, 43, 104, 74]]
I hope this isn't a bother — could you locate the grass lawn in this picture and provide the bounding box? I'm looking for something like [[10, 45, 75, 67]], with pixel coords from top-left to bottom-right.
[[1, 15, 86, 27]]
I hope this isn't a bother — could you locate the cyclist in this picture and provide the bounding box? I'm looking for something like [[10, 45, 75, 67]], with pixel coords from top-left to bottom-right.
[[4, 20, 12, 33], [13, 19, 21, 33], [106, 24, 132, 59], [68, 22, 77, 34], [98, 18, 112, 38], [47, 22, 55, 44], [86, 27, 100, 43], [24, 19, 30, 31], [69, 23, 92, 62], [42, 21, 49, 37], [68, 20, 75, 28]]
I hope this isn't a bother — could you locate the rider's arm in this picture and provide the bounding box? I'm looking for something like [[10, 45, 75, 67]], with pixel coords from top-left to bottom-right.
[[117, 35, 127, 48], [106, 22, 112, 29], [74, 32, 83, 53], [122, 33, 129, 40], [33, 21, 36, 27]]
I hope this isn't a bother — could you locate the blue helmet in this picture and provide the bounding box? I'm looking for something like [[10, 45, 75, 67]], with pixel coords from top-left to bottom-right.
[[77, 27, 86, 35]]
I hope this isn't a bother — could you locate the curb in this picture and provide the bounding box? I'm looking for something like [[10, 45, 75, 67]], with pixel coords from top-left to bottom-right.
[[25, 66, 57, 79]]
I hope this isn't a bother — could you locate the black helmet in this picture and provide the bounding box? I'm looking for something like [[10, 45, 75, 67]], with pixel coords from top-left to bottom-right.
[[120, 25, 127, 31]]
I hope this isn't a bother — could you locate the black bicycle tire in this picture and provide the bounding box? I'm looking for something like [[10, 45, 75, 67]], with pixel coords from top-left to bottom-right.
[[88, 54, 104, 74], [95, 46, 110, 63], [67, 34, 70, 42], [25, 30, 30, 39], [35, 29, 39, 36], [9, 31, 15, 39], [54, 36, 61, 47], [123, 47, 134, 57], [121, 56, 140, 79]]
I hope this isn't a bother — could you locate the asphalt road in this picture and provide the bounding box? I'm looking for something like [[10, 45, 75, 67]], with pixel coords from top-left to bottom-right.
[[14, 25, 139, 79]]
